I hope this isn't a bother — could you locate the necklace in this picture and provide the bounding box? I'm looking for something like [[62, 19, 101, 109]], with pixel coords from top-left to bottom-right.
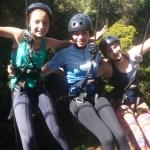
[[33, 40, 41, 53], [34, 40, 41, 49]]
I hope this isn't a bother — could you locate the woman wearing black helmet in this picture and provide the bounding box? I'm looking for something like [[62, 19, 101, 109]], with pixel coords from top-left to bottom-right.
[[0, 2, 75, 150], [42, 14, 130, 150], [98, 35, 150, 149]]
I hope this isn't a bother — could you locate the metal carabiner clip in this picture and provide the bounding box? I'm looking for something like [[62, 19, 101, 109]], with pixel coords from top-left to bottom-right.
[[75, 97, 84, 103]]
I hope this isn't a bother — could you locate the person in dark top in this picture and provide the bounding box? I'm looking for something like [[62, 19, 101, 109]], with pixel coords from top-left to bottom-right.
[[98, 35, 150, 150]]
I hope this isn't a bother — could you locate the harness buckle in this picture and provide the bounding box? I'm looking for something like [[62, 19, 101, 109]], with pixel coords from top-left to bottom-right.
[[26, 68, 40, 74], [118, 98, 124, 104], [130, 84, 137, 89], [14, 80, 25, 92], [87, 79, 94, 83], [75, 97, 84, 103], [118, 93, 128, 104], [14, 84, 21, 92]]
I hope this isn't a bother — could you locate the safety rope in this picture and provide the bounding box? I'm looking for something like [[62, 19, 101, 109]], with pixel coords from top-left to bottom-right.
[[89, 0, 101, 60], [133, 17, 150, 79], [139, 17, 150, 54], [12, 91, 19, 150], [25, 0, 29, 31], [11, 0, 29, 149], [93, 0, 101, 43]]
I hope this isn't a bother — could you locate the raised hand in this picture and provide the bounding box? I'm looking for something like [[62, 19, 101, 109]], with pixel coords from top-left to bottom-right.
[[95, 25, 107, 41]]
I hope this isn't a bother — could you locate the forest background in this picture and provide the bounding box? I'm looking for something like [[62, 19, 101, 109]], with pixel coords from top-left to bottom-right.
[[0, 0, 150, 149]]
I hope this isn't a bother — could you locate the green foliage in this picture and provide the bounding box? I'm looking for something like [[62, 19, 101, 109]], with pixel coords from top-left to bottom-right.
[[138, 52, 150, 105], [73, 144, 89, 150], [0, 39, 12, 100], [108, 0, 150, 41]]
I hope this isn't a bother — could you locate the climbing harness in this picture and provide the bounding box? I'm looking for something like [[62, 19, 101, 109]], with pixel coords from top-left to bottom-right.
[[68, 46, 97, 117], [68, 0, 101, 117], [8, 30, 42, 117]]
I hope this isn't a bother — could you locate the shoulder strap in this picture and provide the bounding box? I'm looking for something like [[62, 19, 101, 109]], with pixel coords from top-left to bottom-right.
[[70, 62, 93, 88], [8, 33, 36, 119], [13, 32, 35, 87], [123, 54, 142, 93], [121, 54, 142, 108], [70, 43, 97, 89]]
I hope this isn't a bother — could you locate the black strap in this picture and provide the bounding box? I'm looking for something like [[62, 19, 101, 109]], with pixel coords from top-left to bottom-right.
[[70, 43, 97, 89], [13, 32, 37, 88], [123, 69, 137, 95], [68, 44, 98, 117], [119, 55, 142, 111], [123, 54, 142, 96], [70, 63, 93, 88], [123, 54, 142, 93]]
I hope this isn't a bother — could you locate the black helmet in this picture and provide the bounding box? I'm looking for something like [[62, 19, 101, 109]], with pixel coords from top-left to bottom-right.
[[28, 2, 52, 21], [68, 14, 93, 32], [99, 35, 119, 57]]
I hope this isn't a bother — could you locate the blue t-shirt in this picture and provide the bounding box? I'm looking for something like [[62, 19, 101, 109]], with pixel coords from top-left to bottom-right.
[[48, 44, 102, 94], [11, 30, 46, 88]]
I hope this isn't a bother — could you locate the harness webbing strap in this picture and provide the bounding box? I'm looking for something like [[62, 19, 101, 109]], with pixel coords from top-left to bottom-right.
[[70, 63, 93, 88], [116, 55, 143, 112], [8, 32, 39, 119], [68, 44, 98, 118], [93, 0, 101, 43]]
